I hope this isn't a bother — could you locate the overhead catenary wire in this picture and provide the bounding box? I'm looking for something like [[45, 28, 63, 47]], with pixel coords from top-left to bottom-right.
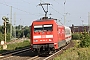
[[21, 0, 31, 4], [50, 6, 63, 16], [40, 0, 63, 16], [20, 0, 44, 16], [0, 2, 40, 16], [53, 0, 61, 5], [53, 0, 65, 8], [20, 0, 63, 17], [0, 0, 64, 18]]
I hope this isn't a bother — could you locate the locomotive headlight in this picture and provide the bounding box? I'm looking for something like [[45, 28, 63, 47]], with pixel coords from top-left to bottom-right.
[[49, 39, 53, 41], [34, 40, 38, 42]]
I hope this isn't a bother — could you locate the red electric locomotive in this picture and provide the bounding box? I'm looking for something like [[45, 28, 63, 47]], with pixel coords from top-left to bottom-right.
[[30, 17, 71, 54], [30, 3, 71, 54]]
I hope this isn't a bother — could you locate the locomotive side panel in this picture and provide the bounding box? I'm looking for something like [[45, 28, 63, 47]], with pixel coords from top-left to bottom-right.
[[57, 26, 66, 48], [52, 22, 58, 49], [31, 24, 34, 46]]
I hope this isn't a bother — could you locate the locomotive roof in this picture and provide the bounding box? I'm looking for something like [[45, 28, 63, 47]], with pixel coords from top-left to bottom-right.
[[32, 17, 64, 26], [34, 19, 54, 22], [34, 17, 57, 22]]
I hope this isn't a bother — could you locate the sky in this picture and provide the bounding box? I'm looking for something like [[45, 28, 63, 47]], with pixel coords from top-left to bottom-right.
[[0, 0, 90, 26]]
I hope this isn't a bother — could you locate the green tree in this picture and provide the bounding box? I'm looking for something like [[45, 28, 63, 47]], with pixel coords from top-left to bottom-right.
[[0, 26, 2, 33], [6, 23, 10, 33], [24, 27, 30, 38], [0, 25, 4, 34], [6, 33, 10, 42], [26, 33, 30, 38], [16, 30, 22, 38], [0, 32, 4, 41]]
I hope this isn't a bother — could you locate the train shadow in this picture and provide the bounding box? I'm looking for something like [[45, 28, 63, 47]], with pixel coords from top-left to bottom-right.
[[13, 50, 38, 57], [12, 50, 49, 57]]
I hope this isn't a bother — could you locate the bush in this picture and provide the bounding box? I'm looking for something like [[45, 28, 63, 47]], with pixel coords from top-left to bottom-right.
[[72, 33, 81, 40], [79, 33, 90, 47], [0, 32, 10, 42]]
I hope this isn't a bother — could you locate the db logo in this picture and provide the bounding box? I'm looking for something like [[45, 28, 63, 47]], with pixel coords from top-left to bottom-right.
[[41, 35, 46, 38]]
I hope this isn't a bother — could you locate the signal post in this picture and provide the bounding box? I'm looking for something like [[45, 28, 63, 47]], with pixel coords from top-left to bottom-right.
[[2, 16, 9, 49]]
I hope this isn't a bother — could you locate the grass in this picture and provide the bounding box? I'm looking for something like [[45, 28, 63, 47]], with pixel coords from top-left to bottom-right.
[[7, 40, 30, 50], [54, 40, 90, 60], [0, 40, 30, 53]]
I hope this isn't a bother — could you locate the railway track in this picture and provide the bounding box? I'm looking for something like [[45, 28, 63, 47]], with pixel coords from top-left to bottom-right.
[[27, 55, 46, 60], [0, 41, 74, 60], [0, 46, 30, 59], [27, 56, 40, 60]]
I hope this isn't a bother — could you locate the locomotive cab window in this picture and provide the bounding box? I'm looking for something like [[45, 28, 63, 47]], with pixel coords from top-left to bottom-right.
[[43, 24, 53, 31], [34, 25, 43, 32], [34, 24, 53, 32]]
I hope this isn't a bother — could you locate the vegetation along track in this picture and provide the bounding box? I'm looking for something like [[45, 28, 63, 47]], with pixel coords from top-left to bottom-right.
[[0, 46, 30, 59]]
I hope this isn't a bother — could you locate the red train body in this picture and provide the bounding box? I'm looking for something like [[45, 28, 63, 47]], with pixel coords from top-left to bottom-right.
[[30, 18, 71, 53]]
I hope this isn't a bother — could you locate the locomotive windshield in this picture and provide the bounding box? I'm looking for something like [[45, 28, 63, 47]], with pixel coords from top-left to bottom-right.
[[34, 24, 52, 32]]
